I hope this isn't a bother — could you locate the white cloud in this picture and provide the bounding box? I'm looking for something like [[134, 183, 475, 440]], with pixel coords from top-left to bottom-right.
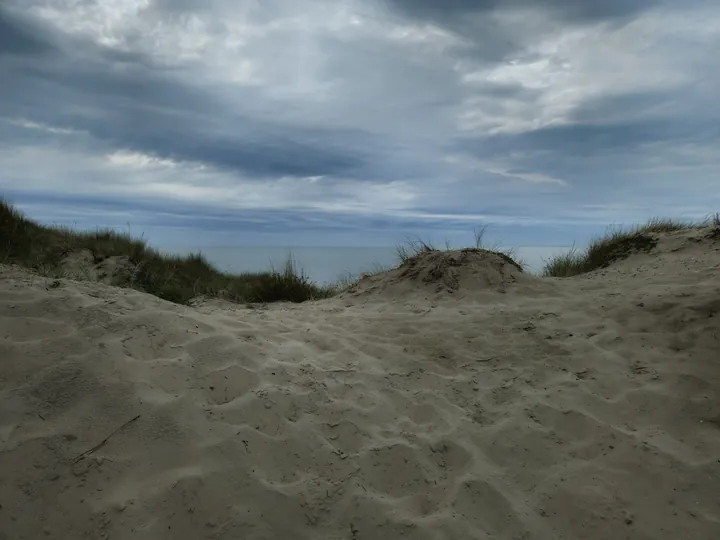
[[442, 154, 566, 185], [106, 150, 181, 169], [28, 0, 152, 47], [10, 118, 82, 135], [456, 4, 720, 134], [486, 168, 567, 185], [1, 142, 424, 215]]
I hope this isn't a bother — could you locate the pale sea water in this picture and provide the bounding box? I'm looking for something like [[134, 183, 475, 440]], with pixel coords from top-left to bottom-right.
[[175, 246, 566, 285], [184, 246, 400, 285]]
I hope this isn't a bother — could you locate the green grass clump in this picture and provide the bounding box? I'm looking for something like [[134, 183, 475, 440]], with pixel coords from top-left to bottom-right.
[[242, 257, 335, 303], [395, 225, 525, 271], [0, 198, 333, 305], [542, 217, 695, 277], [395, 237, 438, 265]]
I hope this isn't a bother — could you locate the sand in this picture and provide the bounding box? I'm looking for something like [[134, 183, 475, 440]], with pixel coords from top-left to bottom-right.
[[1, 227, 719, 539]]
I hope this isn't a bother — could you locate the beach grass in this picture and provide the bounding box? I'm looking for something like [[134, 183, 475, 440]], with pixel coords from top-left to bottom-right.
[[541, 217, 711, 277], [395, 225, 525, 271], [0, 198, 334, 305]]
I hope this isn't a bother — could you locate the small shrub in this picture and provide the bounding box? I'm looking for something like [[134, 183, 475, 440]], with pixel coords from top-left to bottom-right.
[[243, 258, 333, 303], [155, 283, 194, 305]]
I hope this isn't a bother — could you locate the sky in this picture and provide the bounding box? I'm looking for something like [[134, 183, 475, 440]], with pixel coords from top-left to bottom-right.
[[1, 0, 719, 253]]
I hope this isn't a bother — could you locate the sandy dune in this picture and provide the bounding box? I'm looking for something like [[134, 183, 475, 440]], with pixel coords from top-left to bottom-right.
[[1, 228, 719, 539]]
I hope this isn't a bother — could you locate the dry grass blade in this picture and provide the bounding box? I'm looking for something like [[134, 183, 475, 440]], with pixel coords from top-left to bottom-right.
[[72, 414, 141, 464]]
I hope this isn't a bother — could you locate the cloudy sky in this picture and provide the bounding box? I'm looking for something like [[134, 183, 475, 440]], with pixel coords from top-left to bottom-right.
[[2, 0, 719, 252]]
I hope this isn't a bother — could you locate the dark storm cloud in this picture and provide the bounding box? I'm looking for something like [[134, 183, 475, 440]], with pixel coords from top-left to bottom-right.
[[568, 87, 717, 126], [380, 0, 660, 23], [0, 7, 376, 179], [5, 188, 459, 237], [372, 0, 664, 64], [151, 0, 659, 24], [0, 8, 54, 56], [455, 83, 720, 180], [463, 119, 709, 158], [453, 120, 714, 191]]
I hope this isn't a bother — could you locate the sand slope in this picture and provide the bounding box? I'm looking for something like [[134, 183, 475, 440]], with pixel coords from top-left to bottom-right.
[[1, 229, 719, 539]]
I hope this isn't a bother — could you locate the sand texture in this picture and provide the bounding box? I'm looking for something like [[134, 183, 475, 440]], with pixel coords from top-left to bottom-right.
[[1, 228, 719, 539]]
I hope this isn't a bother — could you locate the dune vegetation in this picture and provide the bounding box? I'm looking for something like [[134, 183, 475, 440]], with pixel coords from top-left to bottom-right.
[[0, 198, 335, 305], [541, 215, 719, 277], [2, 198, 717, 304]]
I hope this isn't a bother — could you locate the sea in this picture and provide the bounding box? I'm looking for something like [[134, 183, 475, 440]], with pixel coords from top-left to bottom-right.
[[172, 246, 567, 285]]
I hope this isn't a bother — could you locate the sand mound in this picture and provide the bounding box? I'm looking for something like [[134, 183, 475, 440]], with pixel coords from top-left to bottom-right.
[[344, 248, 540, 299], [60, 249, 134, 285], [579, 225, 720, 280]]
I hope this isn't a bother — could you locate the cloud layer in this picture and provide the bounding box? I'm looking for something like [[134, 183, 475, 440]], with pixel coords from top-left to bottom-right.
[[1, 0, 719, 248]]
